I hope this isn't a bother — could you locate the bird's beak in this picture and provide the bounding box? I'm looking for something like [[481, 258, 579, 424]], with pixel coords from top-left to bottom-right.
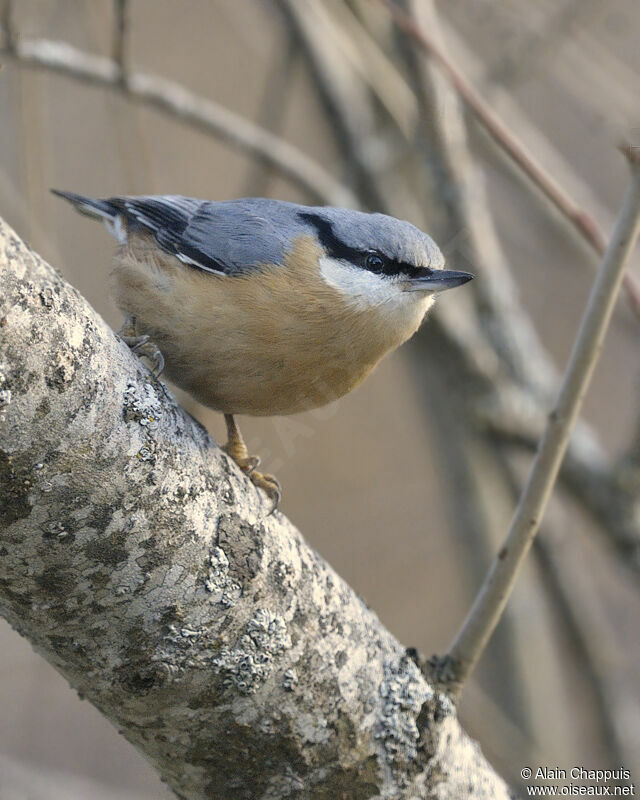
[[401, 269, 474, 293]]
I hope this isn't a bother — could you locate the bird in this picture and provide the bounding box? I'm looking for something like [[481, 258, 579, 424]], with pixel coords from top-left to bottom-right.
[[53, 191, 473, 510]]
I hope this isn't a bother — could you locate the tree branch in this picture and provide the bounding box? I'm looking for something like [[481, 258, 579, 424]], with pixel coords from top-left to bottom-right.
[[480, 402, 640, 569], [1, 0, 13, 51], [241, 33, 299, 197], [112, 0, 128, 80], [392, 0, 640, 576], [440, 148, 640, 695], [0, 36, 355, 208], [0, 218, 509, 798], [275, 0, 387, 210]]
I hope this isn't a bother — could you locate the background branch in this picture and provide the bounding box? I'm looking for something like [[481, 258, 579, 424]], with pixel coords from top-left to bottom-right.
[[241, 34, 299, 197], [112, 0, 128, 80], [0, 34, 355, 208], [394, 0, 640, 576], [442, 149, 640, 694], [276, 0, 387, 210], [383, 0, 640, 317]]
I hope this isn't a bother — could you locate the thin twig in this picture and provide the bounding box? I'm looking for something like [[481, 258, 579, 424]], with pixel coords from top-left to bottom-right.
[[397, 0, 536, 726], [411, 339, 535, 730], [481, 404, 640, 570], [439, 148, 640, 696], [389, 0, 640, 575], [241, 33, 298, 196], [1, 0, 14, 51], [276, 0, 388, 210], [480, 1, 637, 154], [382, 0, 640, 318], [112, 0, 128, 80], [433, 12, 639, 332], [0, 37, 355, 207]]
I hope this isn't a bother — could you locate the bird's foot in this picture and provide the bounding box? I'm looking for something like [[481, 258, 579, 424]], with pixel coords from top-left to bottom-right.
[[223, 414, 281, 513], [118, 316, 165, 377], [249, 469, 282, 514], [126, 335, 165, 378]]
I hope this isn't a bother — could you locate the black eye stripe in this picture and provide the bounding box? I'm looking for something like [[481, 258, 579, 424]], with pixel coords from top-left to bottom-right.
[[299, 212, 430, 280]]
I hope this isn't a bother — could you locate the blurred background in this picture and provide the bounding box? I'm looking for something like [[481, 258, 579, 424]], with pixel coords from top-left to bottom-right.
[[1, 1, 639, 797]]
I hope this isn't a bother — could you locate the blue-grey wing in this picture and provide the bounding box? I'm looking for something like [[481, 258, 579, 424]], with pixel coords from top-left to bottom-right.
[[117, 195, 292, 275]]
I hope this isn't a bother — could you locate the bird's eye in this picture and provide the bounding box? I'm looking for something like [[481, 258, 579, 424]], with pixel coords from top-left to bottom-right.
[[365, 253, 384, 273]]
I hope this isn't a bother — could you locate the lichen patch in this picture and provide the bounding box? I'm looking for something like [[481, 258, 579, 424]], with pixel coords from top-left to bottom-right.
[[213, 608, 291, 695], [204, 546, 242, 607], [375, 656, 433, 790]]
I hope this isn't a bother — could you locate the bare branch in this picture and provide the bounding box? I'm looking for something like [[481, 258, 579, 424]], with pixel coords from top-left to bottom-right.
[[392, 0, 640, 576], [275, 0, 388, 210], [1, 0, 13, 51], [0, 37, 356, 207], [315, 0, 418, 138], [241, 33, 298, 196], [410, 340, 536, 731], [0, 217, 509, 799], [481, 403, 640, 570], [442, 150, 640, 694], [382, 0, 640, 317], [112, 0, 128, 79]]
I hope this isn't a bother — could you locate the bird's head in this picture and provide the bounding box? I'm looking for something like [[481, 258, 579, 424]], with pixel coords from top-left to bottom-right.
[[297, 207, 472, 313]]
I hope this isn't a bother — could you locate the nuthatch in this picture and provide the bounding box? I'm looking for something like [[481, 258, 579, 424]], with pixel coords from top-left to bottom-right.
[[53, 191, 472, 508]]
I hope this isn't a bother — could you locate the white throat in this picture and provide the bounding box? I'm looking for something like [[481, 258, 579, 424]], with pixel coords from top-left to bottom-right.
[[319, 256, 434, 317]]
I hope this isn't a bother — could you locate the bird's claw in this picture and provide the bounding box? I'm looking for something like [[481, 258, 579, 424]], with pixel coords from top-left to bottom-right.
[[119, 324, 165, 378], [250, 471, 281, 514], [223, 451, 279, 511]]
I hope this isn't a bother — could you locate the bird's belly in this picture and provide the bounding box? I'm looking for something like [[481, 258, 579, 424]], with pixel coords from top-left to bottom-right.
[[160, 336, 378, 416]]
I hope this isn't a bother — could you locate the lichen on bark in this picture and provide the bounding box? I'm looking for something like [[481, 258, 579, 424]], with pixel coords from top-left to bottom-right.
[[0, 217, 510, 799]]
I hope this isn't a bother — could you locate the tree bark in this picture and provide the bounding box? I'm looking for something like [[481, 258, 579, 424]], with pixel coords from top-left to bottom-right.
[[0, 217, 510, 799]]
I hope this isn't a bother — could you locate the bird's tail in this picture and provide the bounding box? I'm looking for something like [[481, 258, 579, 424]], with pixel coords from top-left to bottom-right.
[[51, 189, 120, 221], [51, 189, 128, 243]]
